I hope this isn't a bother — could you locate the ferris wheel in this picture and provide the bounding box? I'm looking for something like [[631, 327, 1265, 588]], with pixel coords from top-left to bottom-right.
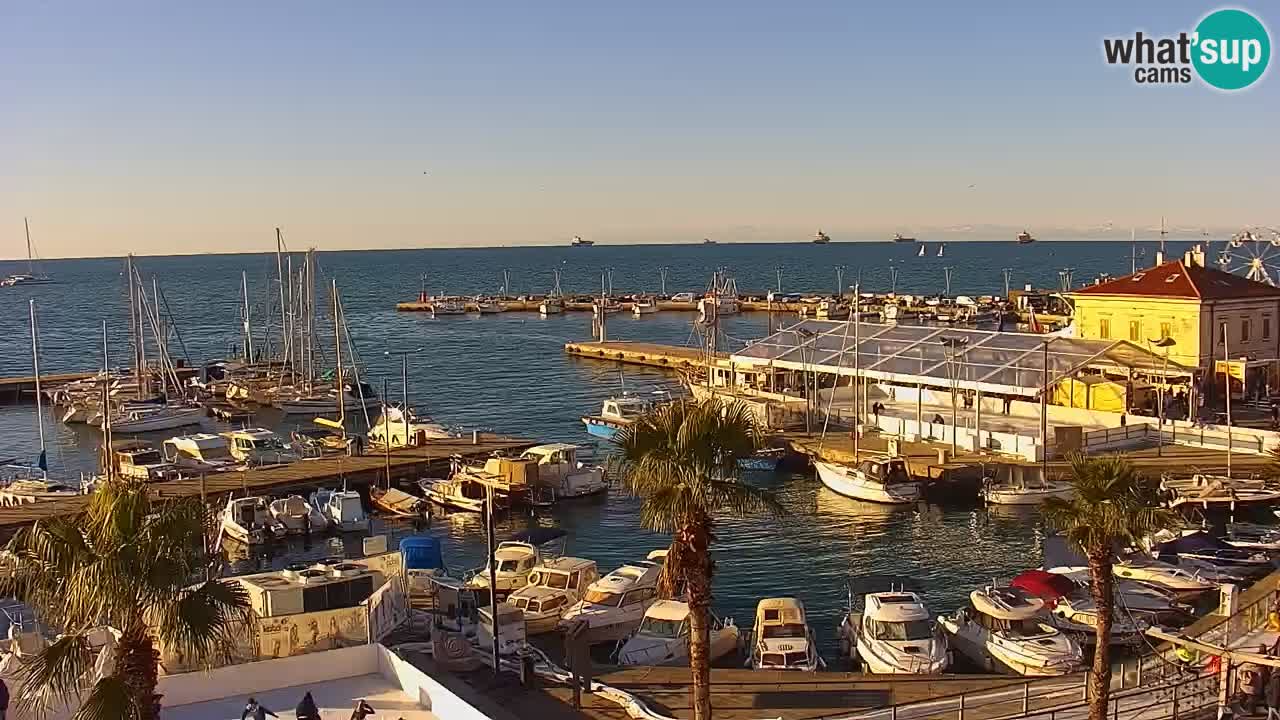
[[1213, 226, 1280, 286]]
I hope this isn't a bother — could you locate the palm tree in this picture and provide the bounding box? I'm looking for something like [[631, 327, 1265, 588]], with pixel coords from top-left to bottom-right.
[[614, 398, 783, 720], [1042, 454, 1177, 720], [0, 480, 250, 720]]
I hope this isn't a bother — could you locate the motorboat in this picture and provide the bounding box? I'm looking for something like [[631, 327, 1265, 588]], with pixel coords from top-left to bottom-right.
[[559, 555, 664, 643], [162, 433, 241, 473], [447, 454, 538, 504], [539, 296, 564, 316], [592, 299, 622, 316], [268, 495, 328, 534], [467, 528, 567, 600], [1112, 556, 1218, 595], [1017, 230, 1035, 244], [1226, 522, 1280, 552], [813, 230, 831, 244], [367, 405, 451, 447], [1010, 570, 1146, 644], [632, 297, 659, 316], [222, 428, 300, 467], [401, 536, 448, 607], [474, 297, 503, 314], [220, 496, 286, 545], [105, 404, 204, 434], [1160, 474, 1280, 509], [431, 297, 466, 315], [618, 600, 740, 667], [891, 233, 917, 243], [0, 475, 83, 507], [1049, 569, 1194, 625], [697, 295, 738, 323], [309, 487, 369, 533], [1153, 530, 1272, 576], [814, 458, 922, 505], [477, 602, 526, 657], [506, 557, 599, 634], [571, 235, 594, 247], [748, 597, 821, 671], [108, 440, 179, 482], [370, 486, 430, 518], [939, 586, 1082, 676], [981, 465, 1073, 505], [520, 443, 607, 501], [276, 383, 381, 415], [839, 591, 948, 674], [418, 475, 492, 513], [581, 393, 665, 440]]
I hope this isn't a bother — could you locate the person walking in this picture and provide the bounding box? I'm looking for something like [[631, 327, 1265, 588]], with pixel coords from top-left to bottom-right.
[[241, 697, 279, 720], [296, 691, 321, 720], [350, 698, 376, 720]]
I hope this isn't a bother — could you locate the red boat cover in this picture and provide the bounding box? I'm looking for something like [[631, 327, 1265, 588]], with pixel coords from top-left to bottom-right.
[[1010, 569, 1077, 607]]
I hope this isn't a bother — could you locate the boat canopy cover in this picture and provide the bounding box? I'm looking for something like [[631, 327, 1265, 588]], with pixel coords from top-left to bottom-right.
[[509, 527, 568, 546], [1011, 570, 1078, 603], [400, 536, 444, 571], [1157, 530, 1233, 554], [970, 586, 1045, 620]]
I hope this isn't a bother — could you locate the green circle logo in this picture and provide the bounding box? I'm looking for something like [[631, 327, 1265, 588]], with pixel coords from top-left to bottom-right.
[[1192, 8, 1271, 90]]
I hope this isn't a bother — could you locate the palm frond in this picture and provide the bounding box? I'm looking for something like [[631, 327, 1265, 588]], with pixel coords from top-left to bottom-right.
[[15, 634, 95, 720], [153, 579, 252, 669], [72, 674, 142, 720], [1043, 453, 1179, 558]]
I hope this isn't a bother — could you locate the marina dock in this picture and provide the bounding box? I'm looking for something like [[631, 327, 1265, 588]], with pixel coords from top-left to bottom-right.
[[0, 371, 95, 405], [563, 341, 722, 370], [0, 434, 533, 531]]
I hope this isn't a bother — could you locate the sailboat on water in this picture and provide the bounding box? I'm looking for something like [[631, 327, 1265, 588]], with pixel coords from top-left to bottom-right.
[[917, 244, 926, 257], [2, 218, 54, 287], [937, 243, 945, 257]]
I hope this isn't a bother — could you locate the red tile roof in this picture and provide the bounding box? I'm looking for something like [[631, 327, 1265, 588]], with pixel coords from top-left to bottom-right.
[[1073, 260, 1280, 300]]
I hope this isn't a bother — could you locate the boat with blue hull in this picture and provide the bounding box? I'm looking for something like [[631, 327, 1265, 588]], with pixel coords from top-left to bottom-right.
[[581, 394, 666, 441]]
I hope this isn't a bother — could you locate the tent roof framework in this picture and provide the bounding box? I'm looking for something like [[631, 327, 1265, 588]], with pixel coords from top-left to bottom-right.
[[729, 320, 1195, 397]]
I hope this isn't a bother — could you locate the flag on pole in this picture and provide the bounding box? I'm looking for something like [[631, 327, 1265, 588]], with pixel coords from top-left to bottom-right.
[[37, 450, 47, 472]]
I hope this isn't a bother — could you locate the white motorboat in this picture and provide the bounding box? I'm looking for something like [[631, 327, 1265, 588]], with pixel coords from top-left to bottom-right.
[[592, 299, 622, 316], [1010, 570, 1146, 645], [559, 556, 664, 642], [1048, 569, 1193, 625], [697, 296, 739, 323], [506, 557, 600, 634], [309, 488, 369, 533], [814, 458, 922, 505], [222, 428, 300, 467], [981, 465, 1073, 505], [618, 600, 740, 667], [814, 299, 848, 320], [418, 475, 492, 513], [163, 433, 241, 473], [520, 443, 607, 501], [0, 475, 83, 507], [467, 528, 566, 600], [839, 591, 948, 674], [268, 494, 328, 534], [1113, 556, 1217, 595], [367, 405, 451, 448], [432, 298, 467, 315], [220, 496, 286, 545], [477, 603, 526, 657], [1226, 522, 1280, 552], [748, 597, 821, 671], [474, 298, 503, 314], [1160, 474, 1280, 509], [631, 297, 658, 316], [105, 404, 204, 434], [939, 586, 1082, 676]]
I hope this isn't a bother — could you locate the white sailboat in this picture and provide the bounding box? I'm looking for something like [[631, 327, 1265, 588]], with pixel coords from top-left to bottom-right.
[[815, 458, 922, 504], [980, 465, 1073, 505], [1, 219, 54, 287], [917, 244, 926, 257]]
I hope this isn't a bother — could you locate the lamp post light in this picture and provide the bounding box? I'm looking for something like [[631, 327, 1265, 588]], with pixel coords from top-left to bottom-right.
[[940, 336, 969, 456], [1146, 336, 1176, 457], [797, 327, 818, 436]]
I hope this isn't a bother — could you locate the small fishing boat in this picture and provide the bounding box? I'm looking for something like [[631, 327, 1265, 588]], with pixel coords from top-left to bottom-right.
[[618, 600, 740, 666], [431, 298, 466, 315], [747, 597, 821, 671], [814, 299, 848, 320], [1017, 230, 1036, 244], [418, 475, 493, 512], [592, 298, 622, 316], [571, 235, 594, 247], [891, 233, 916, 243], [367, 404, 451, 447], [268, 494, 328, 534], [467, 528, 567, 601], [581, 393, 665, 440], [980, 465, 1073, 505], [631, 296, 659, 316], [1159, 474, 1280, 509], [939, 585, 1081, 676], [1153, 530, 1271, 575], [506, 557, 600, 634], [309, 487, 369, 532], [221, 496, 286, 545], [814, 458, 922, 505], [937, 243, 945, 257], [559, 554, 665, 642], [539, 296, 564, 315], [0, 475, 83, 507], [812, 230, 831, 244], [1010, 570, 1147, 645], [109, 440, 179, 482], [474, 297, 503, 314], [839, 591, 949, 674], [370, 486, 430, 518], [1112, 556, 1217, 595], [520, 443, 607, 501]]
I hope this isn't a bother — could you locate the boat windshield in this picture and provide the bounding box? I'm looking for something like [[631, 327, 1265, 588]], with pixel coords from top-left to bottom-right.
[[867, 619, 934, 641], [542, 571, 570, 589], [128, 450, 163, 465], [762, 623, 807, 639], [257, 437, 289, 451], [496, 559, 524, 573], [1000, 618, 1050, 638], [583, 589, 624, 607], [638, 617, 686, 639]]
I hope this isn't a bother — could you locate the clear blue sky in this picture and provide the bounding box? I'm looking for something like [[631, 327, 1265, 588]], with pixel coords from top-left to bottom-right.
[[1, 1, 1275, 257]]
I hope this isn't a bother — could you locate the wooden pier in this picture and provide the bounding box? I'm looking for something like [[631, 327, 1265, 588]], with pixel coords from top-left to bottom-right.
[[0, 434, 534, 531], [563, 341, 722, 370], [0, 372, 96, 405]]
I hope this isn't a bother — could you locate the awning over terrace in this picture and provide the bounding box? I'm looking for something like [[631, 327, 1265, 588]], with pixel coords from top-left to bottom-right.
[[729, 320, 1195, 398]]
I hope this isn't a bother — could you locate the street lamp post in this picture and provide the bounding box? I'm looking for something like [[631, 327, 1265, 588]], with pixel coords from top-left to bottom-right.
[[940, 336, 969, 456], [1146, 336, 1177, 457], [797, 328, 818, 436], [384, 348, 424, 449]]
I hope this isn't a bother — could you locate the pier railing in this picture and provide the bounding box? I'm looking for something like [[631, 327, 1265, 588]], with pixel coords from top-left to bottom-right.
[[1082, 422, 1270, 457]]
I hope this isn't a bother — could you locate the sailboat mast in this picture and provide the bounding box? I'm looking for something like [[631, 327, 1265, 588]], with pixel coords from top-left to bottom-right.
[[241, 270, 254, 364], [30, 300, 46, 476], [275, 229, 288, 369], [127, 255, 142, 395], [24, 217, 33, 276], [333, 279, 345, 427], [102, 320, 113, 482]]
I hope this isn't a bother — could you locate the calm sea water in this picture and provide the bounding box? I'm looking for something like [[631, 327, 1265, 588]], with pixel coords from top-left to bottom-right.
[[0, 240, 1188, 657]]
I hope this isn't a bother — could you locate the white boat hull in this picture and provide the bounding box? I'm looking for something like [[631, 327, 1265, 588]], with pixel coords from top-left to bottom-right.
[[814, 461, 921, 505], [982, 484, 1074, 506], [109, 407, 204, 434], [277, 395, 380, 415], [539, 301, 563, 315]]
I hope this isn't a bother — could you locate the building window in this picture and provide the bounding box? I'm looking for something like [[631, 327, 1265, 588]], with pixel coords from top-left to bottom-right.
[[1129, 321, 1140, 342], [1099, 319, 1111, 340], [1242, 319, 1251, 343], [1159, 322, 1172, 339], [1264, 316, 1272, 340]]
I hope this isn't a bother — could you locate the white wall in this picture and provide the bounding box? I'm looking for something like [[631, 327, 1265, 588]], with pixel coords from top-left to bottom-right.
[[376, 645, 494, 720], [160, 644, 379, 707]]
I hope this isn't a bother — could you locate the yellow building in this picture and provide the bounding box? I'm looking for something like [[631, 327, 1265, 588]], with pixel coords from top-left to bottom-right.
[[1070, 249, 1280, 388]]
